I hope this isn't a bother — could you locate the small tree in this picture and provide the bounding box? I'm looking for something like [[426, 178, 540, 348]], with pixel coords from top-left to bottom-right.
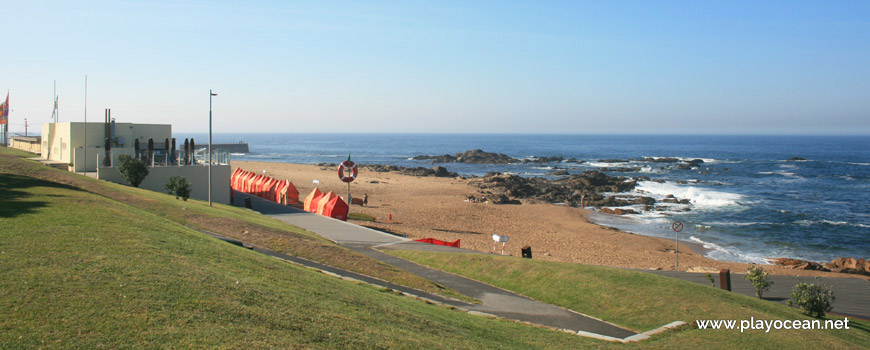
[[164, 176, 192, 201], [744, 264, 773, 299], [118, 154, 149, 188], [788, 281, 835, 318]]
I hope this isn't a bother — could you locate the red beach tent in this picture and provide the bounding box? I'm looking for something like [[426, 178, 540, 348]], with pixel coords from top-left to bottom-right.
[[321, 195, 349, 221], [304, 188, 323, 212], [316, 192, 337, 215]]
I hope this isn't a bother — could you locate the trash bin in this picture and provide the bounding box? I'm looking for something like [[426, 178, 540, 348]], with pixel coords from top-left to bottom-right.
[[244, 197, 252, 209], [521, 246, 532, 259]]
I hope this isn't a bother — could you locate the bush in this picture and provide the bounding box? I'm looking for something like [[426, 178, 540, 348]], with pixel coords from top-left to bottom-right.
[[164, 176, 192, 201], [787, 281, 835, 318], [117, 155, 149, 188], [744, 264, 772, 299]]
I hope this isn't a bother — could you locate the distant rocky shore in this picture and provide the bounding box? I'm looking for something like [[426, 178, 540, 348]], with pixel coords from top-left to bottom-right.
[[770, 257, 870, 276], [412, 149, 566, 164]]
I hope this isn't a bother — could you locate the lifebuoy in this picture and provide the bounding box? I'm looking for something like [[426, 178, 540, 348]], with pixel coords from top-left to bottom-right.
[[338, 160, 358, 183]]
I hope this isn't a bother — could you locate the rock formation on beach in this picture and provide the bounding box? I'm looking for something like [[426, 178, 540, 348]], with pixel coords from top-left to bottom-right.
[[768, 256, 870, 276], [473, 171, 645, 208]]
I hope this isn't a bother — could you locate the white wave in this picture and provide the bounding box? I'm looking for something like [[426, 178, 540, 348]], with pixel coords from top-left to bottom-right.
[[775, 171, 803, 178], [849, 162, 870, 166], [639, 166, 655, 173], [634, 181, 743, 209], [586, 162, 613, 168], [532, 166, 555, 170], [758, 171, 775, 175], [688, 236, 769, 264], [704, 221, 780, 227], [793, 219, 865, 227]]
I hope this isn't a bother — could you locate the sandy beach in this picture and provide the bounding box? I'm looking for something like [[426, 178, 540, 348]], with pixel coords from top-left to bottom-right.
[[233, 160, 867, 279]]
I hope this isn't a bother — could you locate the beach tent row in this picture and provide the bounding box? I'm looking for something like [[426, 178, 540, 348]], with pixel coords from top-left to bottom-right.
[[303, 188, 349, 221], [231, 168, 300, 205]]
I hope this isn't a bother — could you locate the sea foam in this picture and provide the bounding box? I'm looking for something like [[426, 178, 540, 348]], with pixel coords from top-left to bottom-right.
[[635, 181, 743, 209]]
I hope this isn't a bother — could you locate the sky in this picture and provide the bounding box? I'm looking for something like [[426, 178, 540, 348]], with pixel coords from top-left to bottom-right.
[[2, 0, 869, 134]]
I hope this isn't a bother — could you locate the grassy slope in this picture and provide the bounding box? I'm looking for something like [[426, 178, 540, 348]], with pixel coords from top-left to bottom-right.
[[386, 251, 870, 349], [0, 148, 472, 303], [1, 158, 591, 348]]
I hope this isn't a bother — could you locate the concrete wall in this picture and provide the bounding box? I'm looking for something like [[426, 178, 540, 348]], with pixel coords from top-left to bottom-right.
[[10, 137, 41, 153], [98, 164, 231, 204]]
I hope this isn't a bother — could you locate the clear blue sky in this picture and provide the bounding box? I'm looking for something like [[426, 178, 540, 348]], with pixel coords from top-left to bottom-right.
[[3, 0, 869, 134]]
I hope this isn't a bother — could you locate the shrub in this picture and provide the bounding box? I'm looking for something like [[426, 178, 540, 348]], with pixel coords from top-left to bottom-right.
[[117, 155, 149, 187], [744, 264, 772, 299], [705, 273, 715, 287], [164, 176, 192, 201], [787, 281, 835, 318]]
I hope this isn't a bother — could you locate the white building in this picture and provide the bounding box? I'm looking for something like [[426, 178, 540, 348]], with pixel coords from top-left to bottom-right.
[[40, 121, 230, 204]]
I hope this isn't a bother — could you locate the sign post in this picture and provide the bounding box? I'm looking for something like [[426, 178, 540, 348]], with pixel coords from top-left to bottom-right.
[[338, 154, 358, 204], [672, 221, 683, 270]]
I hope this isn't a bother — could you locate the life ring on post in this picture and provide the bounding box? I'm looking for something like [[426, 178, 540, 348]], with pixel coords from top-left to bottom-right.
[[338, 160, 358, 183]]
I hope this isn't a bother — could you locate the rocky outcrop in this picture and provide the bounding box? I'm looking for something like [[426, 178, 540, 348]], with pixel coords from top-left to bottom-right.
[[360, 164, 457, 178], [769, 256, 870, 275], [599, 208, 639, 215], [827, 257, 870, 275], [413, 149, 518, 164], [769, 258, 830, 271], [522, 156, 564, 164], [476, 171, 640, 208], [787, 156, 807, 161]]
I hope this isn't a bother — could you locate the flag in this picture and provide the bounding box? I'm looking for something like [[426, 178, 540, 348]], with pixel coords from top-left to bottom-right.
[[0, 92, 8, 125]]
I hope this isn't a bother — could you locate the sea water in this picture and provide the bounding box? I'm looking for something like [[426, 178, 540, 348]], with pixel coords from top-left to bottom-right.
[[182, 133, 870, 264]]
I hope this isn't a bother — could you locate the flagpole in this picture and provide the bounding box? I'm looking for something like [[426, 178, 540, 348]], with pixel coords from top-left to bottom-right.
[[83, 75, 87, 175]]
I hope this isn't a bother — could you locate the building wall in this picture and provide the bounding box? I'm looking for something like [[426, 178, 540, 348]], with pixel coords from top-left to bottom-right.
[[41, 122, 172, 172], [98, 164, 232, 204], [10, 137, 41, 153]]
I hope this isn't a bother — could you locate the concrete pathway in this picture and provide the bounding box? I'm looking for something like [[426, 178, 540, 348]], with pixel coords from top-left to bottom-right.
[[234, 193, 643, 340], [645, 270, 870, 320]]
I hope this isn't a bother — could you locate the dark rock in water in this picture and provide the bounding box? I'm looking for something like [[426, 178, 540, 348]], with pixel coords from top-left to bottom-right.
[[550, 170, 570, 176], [662, 198, 679, 204], [599, 208, 639, 215], [675, 180, 688, 185], [523, 156, 564, 164], [786, 156, 806, 161], [679, 199, 691, 204], [665, 194, 675, 198], [599, 159, 630, 163], [633, 196, 656, 206], [600, 167, 642, 172], [564, 158, 585, 164], [414, 149, 518, 164]]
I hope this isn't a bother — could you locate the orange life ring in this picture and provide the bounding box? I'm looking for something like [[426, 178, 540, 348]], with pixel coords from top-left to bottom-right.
[[338, 160, 358, 183]]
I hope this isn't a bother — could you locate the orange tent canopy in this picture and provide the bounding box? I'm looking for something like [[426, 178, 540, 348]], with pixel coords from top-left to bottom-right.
[[316, 192, 337, 215], [304, 188, 323, 212]]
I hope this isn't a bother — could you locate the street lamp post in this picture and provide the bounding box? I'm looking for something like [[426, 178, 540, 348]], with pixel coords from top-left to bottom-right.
[[209, 89, 217, 207]]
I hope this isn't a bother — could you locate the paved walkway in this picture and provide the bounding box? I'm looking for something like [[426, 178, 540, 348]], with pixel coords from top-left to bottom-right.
[[645, 270, 870, 319], [234, 193, 642, 340]]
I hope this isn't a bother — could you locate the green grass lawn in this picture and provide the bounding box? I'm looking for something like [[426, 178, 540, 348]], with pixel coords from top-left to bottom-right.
[[0, 148, 473, 303], [1, 161, 592, 348], [386, 250, 870, 349]]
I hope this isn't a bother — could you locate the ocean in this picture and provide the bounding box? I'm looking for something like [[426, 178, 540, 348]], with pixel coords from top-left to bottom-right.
[[182, 133, 869, 264]]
